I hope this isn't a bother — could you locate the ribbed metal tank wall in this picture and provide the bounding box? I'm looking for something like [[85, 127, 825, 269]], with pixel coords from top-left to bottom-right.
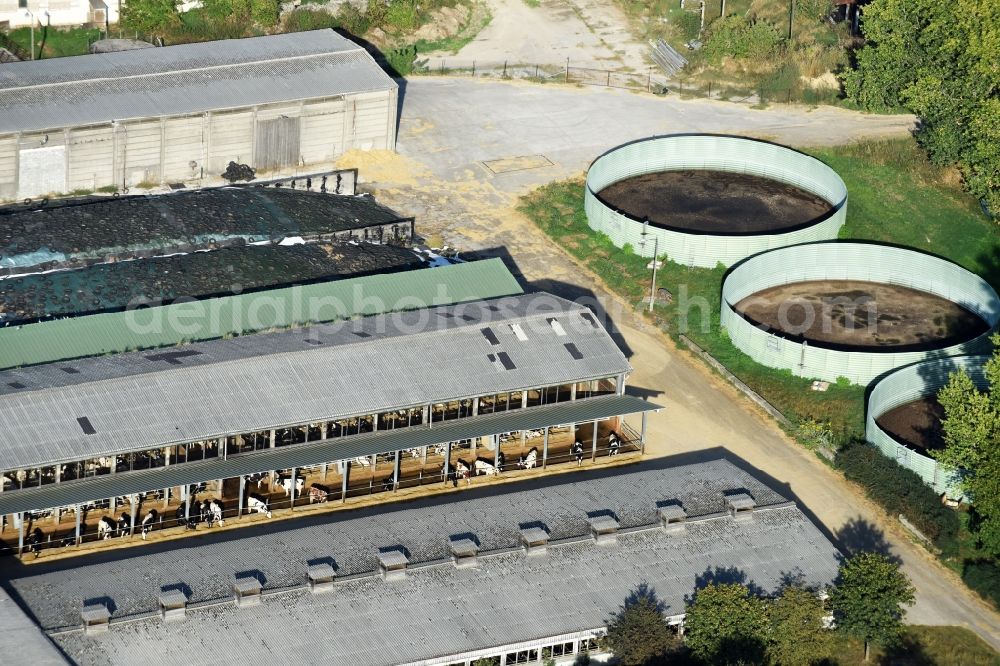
[[720, 242, 1000, 385], [584, 135, 848, 267], [866, 355, 988, 498]]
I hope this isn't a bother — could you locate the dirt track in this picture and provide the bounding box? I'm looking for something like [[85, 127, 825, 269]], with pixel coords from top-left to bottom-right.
[[337, 78, 998, 648]]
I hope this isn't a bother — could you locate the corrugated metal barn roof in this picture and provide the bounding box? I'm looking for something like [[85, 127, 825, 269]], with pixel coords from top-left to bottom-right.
[[31, 460, 840, 665], [0, 258, 523, 370], [0, 395, 655, 514], [0, 290, 630, 470], [0, 30, 396, 134]]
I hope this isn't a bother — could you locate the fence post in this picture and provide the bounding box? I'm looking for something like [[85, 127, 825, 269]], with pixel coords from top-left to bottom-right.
[[709, 81, 712, 98], [647, 69, 651, 92], [472, 60, 476, 77], [503, 60, 507, 77], [565, 58, 569, 82], [535, 64, 538, 79], [607, 70, 611, 87]]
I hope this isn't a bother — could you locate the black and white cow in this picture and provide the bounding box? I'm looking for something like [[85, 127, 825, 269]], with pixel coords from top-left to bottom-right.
[[140, 509, 158, 540], [518, 448, 538, 470], [97, 516, 117, 540], [247, 495, 272, 518], [277, 475, 305, 499], [608, 431, 621, 456]]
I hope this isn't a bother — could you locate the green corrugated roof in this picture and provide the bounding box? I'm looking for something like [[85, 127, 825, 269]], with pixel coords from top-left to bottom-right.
[[0, 395, 659, 515], [0, 259, 522, 370]]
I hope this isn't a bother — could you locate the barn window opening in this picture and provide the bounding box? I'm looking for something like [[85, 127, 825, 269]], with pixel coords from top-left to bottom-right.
[[548, 318, 567, 336], [497, 351, 516, 370], [509, 323, 528, 341], [580, 311, 599, 328], [481, 328, 500, 345], [564, 343, 584, 360], [77, 417, 97, 435]]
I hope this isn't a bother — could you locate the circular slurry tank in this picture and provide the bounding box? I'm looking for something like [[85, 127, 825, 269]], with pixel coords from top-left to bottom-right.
[[721, 242, 1000, 385], [866, 355, 988, 498], [584, 134, 848, 267]]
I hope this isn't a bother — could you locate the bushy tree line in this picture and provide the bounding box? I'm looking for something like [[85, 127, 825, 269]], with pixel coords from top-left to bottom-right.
[[606, 553, 913, 665], [836, 440, 960, 553], [844, 0, 999, 210], [936, 336, 1000, 558]]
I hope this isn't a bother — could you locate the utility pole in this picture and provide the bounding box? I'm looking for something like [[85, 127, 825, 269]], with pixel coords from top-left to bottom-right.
[[700, 0, 706, 31], [787, 0, 796, 41], [647, 236, 662, 313], [721, 0, 726, 18]]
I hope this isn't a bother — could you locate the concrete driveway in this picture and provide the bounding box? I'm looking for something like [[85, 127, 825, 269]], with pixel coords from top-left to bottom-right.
[[422, 0, 649, 72], [337, 77, 1000, 649]]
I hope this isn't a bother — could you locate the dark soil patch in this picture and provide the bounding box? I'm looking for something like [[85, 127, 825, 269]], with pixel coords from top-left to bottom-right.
[[597, 170, 832, 234], [735, 280, 989, 351], [877, 397, 946, 452]]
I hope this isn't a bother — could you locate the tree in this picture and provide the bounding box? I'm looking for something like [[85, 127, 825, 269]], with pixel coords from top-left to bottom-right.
[[828, 553, 915, 662], [843, 0, 1000, 210], [120, 0, 180, 38], [936, 336, 1000, 556], [683, 583, 769, 665], [767, 585, 832, 665], [605, 584, 679, 665]]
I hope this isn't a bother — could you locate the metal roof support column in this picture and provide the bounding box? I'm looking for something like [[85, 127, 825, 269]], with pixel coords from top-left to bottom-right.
[[322, 463, 328, 481], [221, 437, 227, 461], [421, 446, 427, 466], [542, 426, 550, 469], [289, 467, 296, 512], [616, 373, 625, 396], [592, 419, 599, 461], [443, 442, 452, 486], [129, 495, 137, 537], [494, 434, 500, 469], [183, 487, 190, 522], [17, 513, 23, 556], [53, 506, 59, 526], [237, 477, 244, 518], [269, 430, 276, 485], [341, 461, 348, 503], [640, 412, 648, 454], [570, 384, 577, 439], [74, 506, 81, 546], [393, 451, 401, 492]]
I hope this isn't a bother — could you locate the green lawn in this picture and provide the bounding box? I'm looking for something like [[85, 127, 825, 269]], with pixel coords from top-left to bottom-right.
[[827, 625, 999, 665], [517, 137, 994, 443], [6, 25, 100, 58]]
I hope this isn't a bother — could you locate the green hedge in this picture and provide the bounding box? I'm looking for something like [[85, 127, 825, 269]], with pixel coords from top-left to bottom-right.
[[962, 561, 1000, 608], [836, 441, 960, 554]]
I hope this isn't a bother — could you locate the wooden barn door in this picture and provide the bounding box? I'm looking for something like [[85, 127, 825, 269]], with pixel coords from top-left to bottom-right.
[[255, 116, 301, 172]]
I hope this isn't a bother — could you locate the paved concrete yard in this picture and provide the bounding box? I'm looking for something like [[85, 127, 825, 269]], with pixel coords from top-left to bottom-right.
[[336, 77, 999, 649]]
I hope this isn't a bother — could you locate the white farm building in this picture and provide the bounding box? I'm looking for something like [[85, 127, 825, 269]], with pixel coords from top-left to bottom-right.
[[0, 30, 398, 200]]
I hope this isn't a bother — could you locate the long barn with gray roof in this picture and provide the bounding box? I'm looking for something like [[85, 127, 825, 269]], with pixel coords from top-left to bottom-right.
[[0, 291, 659, 556], [0, 30, 397, 201], [5, 458, 840, 666]]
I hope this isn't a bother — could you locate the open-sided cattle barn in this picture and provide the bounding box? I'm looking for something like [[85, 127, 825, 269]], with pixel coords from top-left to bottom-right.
[[0, 30, 397, 201], [10, 459, 840, 666], [0, 291, 659, 555]]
